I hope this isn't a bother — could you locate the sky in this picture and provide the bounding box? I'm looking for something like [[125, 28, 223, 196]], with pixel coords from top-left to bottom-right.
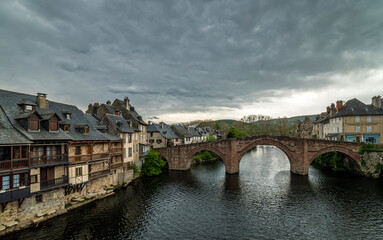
[[1, 0, 383, 123]]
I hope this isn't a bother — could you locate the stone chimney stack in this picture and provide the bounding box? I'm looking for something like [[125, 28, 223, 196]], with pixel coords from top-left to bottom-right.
[[106, 100, 111, 105], [86, 103, 93, 113], [148, 121, 152, 125], [36, 93, 49, 109], [124, 97, 130, 111], [330, 103, 336, 117], [336, 100, 343, 111], [372, 96, 382, 109], [160, 122, 164, 129]]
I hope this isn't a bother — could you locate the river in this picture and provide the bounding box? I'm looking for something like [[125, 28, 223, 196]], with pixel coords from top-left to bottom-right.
[[4, 146, 383, 239]]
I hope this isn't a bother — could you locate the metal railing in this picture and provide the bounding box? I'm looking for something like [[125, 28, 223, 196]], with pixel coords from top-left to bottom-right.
[[40, 176, 69, 190], [0, 159, 29, 171], [31, 154, 68, 166], [0, 187, 30, 204]]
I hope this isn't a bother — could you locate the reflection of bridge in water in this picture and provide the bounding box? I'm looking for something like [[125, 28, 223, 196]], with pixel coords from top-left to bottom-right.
[[156, 136, 363, 175]]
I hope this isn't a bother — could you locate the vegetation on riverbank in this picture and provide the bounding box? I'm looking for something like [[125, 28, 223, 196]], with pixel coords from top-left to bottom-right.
[[141, 149, 167, 176], [192, 151, 220, 164], [312, 152, 360, 173], [358, 143, 383, 154]]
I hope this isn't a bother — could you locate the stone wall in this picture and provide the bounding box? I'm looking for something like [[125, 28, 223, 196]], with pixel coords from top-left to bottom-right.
[[360, 151, 383, 178], [1, 189, 65, 229]]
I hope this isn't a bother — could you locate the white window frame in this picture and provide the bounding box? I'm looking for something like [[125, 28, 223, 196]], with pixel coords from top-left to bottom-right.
[[355, 116, 360, 123], [367, 116, 371, 122], [367, 126, 372, 132], [356, 126, 360, 132]]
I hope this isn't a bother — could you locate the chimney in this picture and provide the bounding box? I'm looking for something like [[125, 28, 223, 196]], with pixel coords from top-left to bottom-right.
[[330, 103, 336, 117], [36, 93, 49, 109], [86, 103, 93, 113], [106, 100, 111, 105], [124, 97, 130, 111], [336, 100, 343, 111], [148, 121, 152, 125], [372, 96, 382, 109], [160, 122, 164, 128]]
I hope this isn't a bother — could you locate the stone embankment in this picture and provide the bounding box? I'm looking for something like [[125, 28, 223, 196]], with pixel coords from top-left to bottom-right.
[[359, 151, 383, 178], [0, 171, 136, 237]]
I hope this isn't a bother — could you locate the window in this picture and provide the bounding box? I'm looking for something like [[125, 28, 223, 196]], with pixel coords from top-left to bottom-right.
[[128, 148, 132, 157], [66, 114, 71, 120], [84, 127, 89, 134], [50, 120, 58, 131], [64, 125, 70, 132], [75, 146, 81, 155], [128, 134, 132, 143], [140, 135, 143, 142], [29, 119, 39, 131], [367, 116, 372, 122], [31, 175, 38, 184], [143, 135, 145, 142], [13, 146, 28, 159], [355, 116, 360, 123], [149, 139, 154, 143], [13, 174, 20, 188], [156, 139, 162, 144], [75, 167, 82, 176], [150, 132, 153, 137], [356, 126, 360, 132], [25, 105, 32, 111], [35, 194, 43, 203], [336, 118, 339, 123], [337, 127, 339, 133], [1, 176, 10, 190], [115, 109, 120, 116], [367, 126, 372, 132]]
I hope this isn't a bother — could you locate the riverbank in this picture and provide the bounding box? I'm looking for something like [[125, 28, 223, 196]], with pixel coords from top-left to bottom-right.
[[312, 150, 383, 179], [0, 172, 140, 237], [191, 150, 220, 165]]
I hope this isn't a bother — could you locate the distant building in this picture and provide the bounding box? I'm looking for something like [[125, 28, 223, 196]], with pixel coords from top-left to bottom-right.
[[147, 122, 181, 148], [296, 116, 314, 139]]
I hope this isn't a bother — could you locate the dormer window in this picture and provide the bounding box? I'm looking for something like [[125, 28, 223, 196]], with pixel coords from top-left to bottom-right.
[[29, 119, 39, 131], [49, 120, 58, 131], [84, 127, 89, 134], [66, 114, 71, 120], [115, 109, 120, 116], [25, 105, 33, 111], [64, 125, 70, 132]]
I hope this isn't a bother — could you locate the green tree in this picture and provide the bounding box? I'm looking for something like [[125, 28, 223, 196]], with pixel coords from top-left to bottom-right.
[[141, 149, 166, 176], [226, 126, 247, 138], [205, 136, 216, 142]]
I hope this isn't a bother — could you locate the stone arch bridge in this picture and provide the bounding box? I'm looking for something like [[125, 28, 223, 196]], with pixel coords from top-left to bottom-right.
[[155, 136, 364, 175]]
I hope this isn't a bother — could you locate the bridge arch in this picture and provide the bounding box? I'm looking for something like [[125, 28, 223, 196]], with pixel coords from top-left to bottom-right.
[[307, 146, 361, 168], [237, 138, 296, 165], [185, 145, 227, 164]]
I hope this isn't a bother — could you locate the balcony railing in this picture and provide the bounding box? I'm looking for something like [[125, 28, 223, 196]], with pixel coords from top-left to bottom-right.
[[40, 176, 69, 190], [89, 169, 110, 180], [69, 154, 109, 163], [0, 187, 31, 204], [110, 148, 123, 155], [110, 161, 123, 169], [0, 159, 29, 171], [31, 154, 68, 167]]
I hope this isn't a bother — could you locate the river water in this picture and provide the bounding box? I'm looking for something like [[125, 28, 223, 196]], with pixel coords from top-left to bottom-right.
[[5, 146, 383, 240]]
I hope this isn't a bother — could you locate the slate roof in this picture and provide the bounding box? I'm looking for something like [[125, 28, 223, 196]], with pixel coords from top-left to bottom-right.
[[0, 89, 112, 142], [113, 99, 147, 126], [0, 106, 32, 145], [171, 125, 193, 138], [84, 114, 122, 141], [102, 114, 135, 134], [147, 123, 180, 139], [197, 127, 210, 137], [188, 127, 201, 137], [332, 98, 383, 118]]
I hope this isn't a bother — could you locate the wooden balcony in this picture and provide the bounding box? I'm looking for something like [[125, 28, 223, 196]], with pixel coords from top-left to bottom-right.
[[69, 153, 109, 163], [110, 161, 123, 169], [0, 187, 31, 204], [110, 148, 123, 156], [31, 154, 68, 167], [0, 159, 29, 172], [40, 176, 69, 190], [89, 169, 110, 180]]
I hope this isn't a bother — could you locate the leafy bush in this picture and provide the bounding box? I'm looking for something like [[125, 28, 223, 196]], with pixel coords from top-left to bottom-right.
[[359, 143, 383, 154], [141, 149, 166, 176], [205, 136, 216, 142]]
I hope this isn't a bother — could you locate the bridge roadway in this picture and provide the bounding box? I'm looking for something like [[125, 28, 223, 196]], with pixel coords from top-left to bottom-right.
[[155, 136, 364, 175]]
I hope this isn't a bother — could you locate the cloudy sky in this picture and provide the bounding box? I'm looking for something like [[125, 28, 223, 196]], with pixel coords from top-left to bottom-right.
[[1, 0, 383, 123]]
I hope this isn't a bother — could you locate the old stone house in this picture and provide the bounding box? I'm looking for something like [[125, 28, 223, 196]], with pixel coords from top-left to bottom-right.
[[147, 122, 181, 148], [296, 116, 314, 139]]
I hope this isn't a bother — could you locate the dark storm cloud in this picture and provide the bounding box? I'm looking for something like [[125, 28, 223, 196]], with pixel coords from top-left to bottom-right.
[[1, 0, 383, 120]]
